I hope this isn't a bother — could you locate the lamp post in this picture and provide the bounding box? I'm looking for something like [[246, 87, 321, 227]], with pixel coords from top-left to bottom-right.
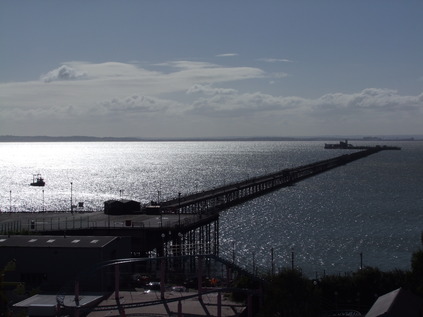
[[42, 189, 45, 212], [178, 192, 181, 226], [178, 232, 183, 255], [9, 190, 12, 212], [70, 182, 73, 213], [161, 233, 166, 257]]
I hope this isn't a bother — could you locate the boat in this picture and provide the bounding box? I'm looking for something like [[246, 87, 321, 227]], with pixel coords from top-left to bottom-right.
[[30, 174, 45, 187]]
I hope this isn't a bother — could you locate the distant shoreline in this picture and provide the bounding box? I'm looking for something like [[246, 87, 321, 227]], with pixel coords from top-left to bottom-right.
[[0, 135, 420, 142]]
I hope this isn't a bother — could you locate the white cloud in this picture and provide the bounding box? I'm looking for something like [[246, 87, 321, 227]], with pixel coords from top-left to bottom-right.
[[183, 87, 423, 131], [98, 95, 180, 116], [216, 53, 239, 57], [259, 58, 293, 63], [186, 84, 237, 95], [0, 60, 264, 109], [1, 60, 422, 137], [313, 88, 423, 114], [156, 60, 218, 70], [187, 91, 306, 118], [41, 65, 87, 82], [65, 61, 161, 80]]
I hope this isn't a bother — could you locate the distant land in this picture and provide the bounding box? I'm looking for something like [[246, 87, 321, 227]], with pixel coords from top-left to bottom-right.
[[0, 135, 421, 142]]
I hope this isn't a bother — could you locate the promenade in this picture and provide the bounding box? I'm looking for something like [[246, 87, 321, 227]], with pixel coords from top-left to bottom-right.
[[0, 210, 198, 234]]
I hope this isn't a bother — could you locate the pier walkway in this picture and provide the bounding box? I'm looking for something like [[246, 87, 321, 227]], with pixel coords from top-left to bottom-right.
[[160, 147, 385, 216]]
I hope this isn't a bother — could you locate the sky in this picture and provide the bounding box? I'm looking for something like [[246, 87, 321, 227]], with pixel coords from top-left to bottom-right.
[[0, 1, 422, 138]]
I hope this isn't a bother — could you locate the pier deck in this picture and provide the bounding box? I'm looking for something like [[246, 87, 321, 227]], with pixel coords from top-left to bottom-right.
[[159, 147, 386, 216]]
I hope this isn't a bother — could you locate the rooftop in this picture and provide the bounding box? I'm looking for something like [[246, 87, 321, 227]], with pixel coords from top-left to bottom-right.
[[0, 235, 118, 248]]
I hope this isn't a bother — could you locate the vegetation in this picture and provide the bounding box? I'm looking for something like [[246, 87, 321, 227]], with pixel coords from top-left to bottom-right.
[[253, 233, 423, 316], [256, 269, 321, 317], [410, 234, 423, 296], [252, 267, 413, 316]]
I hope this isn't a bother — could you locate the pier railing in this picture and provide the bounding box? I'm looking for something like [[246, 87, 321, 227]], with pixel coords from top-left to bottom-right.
[[0, 212, 209, 235], [159, 148, 384, 216]]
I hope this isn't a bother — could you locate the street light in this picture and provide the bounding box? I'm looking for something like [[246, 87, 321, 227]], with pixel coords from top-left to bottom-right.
[[178, 232, 183, 255], [70, 182, 73, 213], [178, 192, 181, 226], [161, 233, 166, 257]]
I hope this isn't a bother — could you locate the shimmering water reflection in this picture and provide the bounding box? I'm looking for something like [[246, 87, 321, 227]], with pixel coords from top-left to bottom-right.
[[0, 140, 422, 276]]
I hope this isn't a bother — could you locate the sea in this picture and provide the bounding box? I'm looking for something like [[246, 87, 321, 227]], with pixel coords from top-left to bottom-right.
[[0, 140, 422, 277]]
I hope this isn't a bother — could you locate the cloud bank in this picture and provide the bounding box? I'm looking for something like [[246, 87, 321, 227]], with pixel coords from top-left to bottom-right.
[[0, 61, 422, 137]]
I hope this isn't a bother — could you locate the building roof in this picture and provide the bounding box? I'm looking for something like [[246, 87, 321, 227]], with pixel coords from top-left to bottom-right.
[[365, 288, 423, 317], [0, 235, 118, 248], [13, 293, 103, 309]]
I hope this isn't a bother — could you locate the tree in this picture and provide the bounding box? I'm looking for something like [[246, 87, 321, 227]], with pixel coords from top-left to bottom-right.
[[410, 232, 423, 296], [258, 269, 320, 317]]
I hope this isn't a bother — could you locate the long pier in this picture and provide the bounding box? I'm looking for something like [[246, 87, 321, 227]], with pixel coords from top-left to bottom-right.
[[159, 147, 385, 216]]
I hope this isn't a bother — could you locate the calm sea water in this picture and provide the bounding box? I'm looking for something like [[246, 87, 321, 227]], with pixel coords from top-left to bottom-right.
[[0, 141, 422, 277]]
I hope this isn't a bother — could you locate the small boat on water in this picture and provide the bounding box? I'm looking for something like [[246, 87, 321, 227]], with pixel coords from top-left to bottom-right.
[[30, 174, 45, 187]]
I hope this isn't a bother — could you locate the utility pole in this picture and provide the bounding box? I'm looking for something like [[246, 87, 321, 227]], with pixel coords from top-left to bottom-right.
[[178, 192, 181, 226], [70, 182, 73, 213]]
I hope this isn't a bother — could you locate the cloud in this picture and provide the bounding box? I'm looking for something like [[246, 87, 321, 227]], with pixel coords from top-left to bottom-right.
[[185, 87, 423, 121], [1, 60, 422, 137], [98, 95, 175, 115], [216, 53, 239, 57], [41, 65, 87, 82], [0, 60, 264, 109], [156, 60, 218, 70], [65, 61, 161, 80], [259, 58, 293, 63], [186, 84, 237, 95], [157, 61, 265, 85], [313, 88, 423, 114], [187, 91, 305, 118]]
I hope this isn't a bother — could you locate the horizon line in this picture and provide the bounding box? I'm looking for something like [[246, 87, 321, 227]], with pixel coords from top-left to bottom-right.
[[0, 135, 420, 142]]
